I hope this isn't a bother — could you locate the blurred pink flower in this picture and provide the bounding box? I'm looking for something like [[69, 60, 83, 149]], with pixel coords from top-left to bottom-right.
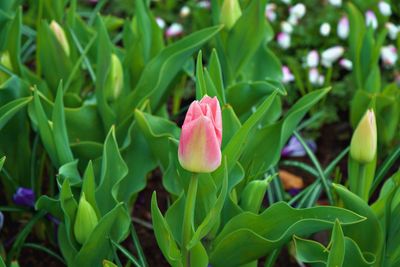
[[365, 10, 378, 29], [306, 50, 319, 68], [277, 32, 291, 49], [282, 65, 295, 84], [381, 45, 398, 67], [321, 46, 344, 67], [339, 58, 353, 70], [265, 4, 277, 22], [337, 16, 349, 40], [166, 23, 183, 38]]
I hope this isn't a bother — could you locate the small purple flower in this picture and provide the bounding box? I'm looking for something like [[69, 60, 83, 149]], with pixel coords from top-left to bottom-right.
[[13, 187, 35, 207], [281, 135, 317, 157], [288, 188, 301, 196], [0, 211, 4, 231]]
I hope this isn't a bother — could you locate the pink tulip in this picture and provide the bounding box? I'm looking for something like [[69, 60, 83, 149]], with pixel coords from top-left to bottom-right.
[[178, 96, 222, 173]]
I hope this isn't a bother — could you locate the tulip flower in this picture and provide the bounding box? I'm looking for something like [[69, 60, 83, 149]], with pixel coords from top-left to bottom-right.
[[329, 0, 342, 7], [220, 0, 242, 30], [166, 23, 183, 38], [50, 20, 70, 56], [306, 50, 319, 68], [320, 23, 331, 36], [381, 45, 398, 67], [155, 17, 166, 29], [339, 58, 353, 70], [321, 46, 344, 67], [13, 187, 35, 207], [378, 1, 391, 17], [265, 4, 277, 22], [365, 10, 378, 30], [282, 66, 295, 84], [385, 22, 399, 40], [178, 96, 222, 173], [337, 16, 349, 40], [281, 21, 293, 34], [350, 109, 377, 164], [74, 193, 98, 244], [277, 32, 291, 50], [180, 6, 191, 18]]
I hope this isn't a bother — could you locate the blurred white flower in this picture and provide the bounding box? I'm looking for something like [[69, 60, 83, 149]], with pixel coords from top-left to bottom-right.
[[385, 22, 399, 40], [365, 10, 378, 30], [281, 21, 293, 34], [155, 17, 166, 29], [281, 0, 291, 4], [288, 15, 299, 26], [321, 46, 344, 67], [339, 58, 353, 70], [378, 1, 391, 17], [166, 23, 183, 37], [277, 32, 291, 50], [337, 16, 349, 39], [197, 1, 210, 9], [381, 45, 398, 67], [329, 0, 342, 7], [265, 4, 277, 22], [290, 3, 306, 19], [282, 66, 295, 83], [306, 50, 319, 68], [320, 23, 331, 36], [180, 6, 191, 18], [309, 68, 324, 86]]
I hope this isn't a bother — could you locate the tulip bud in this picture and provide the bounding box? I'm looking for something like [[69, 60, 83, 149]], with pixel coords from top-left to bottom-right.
[[0, 51, 12, 83], [321, 46, 344, 67], [306, 50, 319, 68], [365, 10, 378, 30], [337, 16, 349, 40], [220, 0, 242, 30], [282, 65, 295, 84], [381, 45, 398, 67], [105, 53, 123, 100], [378, 1, 391, 17], [74, 193, 98, 244], [320, 23, 331, 36], [50, 21, 70, 56], [178, 96, 222, 173], [350, 109, 377, 164], [240, 178, 270, 213], [277, 32, 291, 50]]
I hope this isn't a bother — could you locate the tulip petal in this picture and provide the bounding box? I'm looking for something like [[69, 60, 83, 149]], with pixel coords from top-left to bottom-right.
[[178, 116, 221, 173]]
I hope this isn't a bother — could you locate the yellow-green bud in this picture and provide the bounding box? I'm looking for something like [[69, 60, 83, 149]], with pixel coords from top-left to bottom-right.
[[105, 53, 123, 101], [350, 109, 377, 164], [220, 0, 242, 30], [240, 179, 269, 213], [74, 193, 98, 245], [103, 260, 118, 267], [50, 20, 70, 56], [0, 51, 12, 84]]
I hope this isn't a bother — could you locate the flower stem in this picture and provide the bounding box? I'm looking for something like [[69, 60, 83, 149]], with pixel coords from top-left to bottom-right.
[[182, 174, 198, 267], [357, 164, 367, 201]]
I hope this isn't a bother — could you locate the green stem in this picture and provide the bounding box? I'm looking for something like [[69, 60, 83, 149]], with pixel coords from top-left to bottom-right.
[[182, 174, 198, 267], [357, 164, 367, 201]]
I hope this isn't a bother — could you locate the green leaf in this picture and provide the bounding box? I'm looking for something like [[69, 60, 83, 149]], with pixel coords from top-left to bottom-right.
[[195, 50, 207, 100], [327, 220, 345, 267], [95, 127, 128, 215], [151, 192, 183, 267], [188, 159, 229, 249], [82, 161, 100, 217], [73, 203, 131, 266], [0, 96, 32, 130], [59, 179, 79, 250], [294, 236, 328, 264], [212, 91, 277, 187], [119, 25, 223, 116], [52, 83, 74, 165], [332, 184, 383, 264], [210, 202, 365, 266], [208, 49, 225, 104]]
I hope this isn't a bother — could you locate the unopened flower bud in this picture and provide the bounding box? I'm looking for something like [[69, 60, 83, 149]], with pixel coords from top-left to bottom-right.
[[74, 193, 98, 244], [106, 53, 123, 100], [0, 51, 12, 83], [350, 109, 377, 164], [220, 0, 242, 30], [50, 21, 70, 56], [240, 178, 270, 213]]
